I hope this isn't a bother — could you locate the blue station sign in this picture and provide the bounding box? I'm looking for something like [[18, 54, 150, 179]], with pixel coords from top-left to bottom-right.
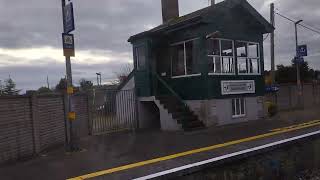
[[62, 33, 75, 57], [297, 45, 308, 57], [265, 84, 280, 93], [63, 2, 75, 33]]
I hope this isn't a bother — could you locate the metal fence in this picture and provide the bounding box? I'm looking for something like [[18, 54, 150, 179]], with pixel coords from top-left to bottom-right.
[[91, 89, 136, 135]]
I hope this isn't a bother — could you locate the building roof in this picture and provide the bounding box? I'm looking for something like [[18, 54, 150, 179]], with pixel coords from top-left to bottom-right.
[[128, 0, 274, 42]]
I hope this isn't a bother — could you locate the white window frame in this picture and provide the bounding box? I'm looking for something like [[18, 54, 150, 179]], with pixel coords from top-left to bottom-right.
[[170, 38, 201, 79], [236, 41, 261, 75], [135, 45, 146, 71], [207, 38, 235, 75], [232, 98, 246, 118]]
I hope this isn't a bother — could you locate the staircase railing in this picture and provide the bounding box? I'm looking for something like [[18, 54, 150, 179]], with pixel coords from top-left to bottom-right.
[[153, 72, 187, 108]]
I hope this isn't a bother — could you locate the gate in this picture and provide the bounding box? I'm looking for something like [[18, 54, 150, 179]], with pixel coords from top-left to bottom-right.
[[91, 89, 137, 135]]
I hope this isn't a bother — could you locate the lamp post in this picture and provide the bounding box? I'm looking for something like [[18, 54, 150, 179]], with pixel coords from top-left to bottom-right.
[[96, 73, 101, 86], [295, 20, 303, 107]]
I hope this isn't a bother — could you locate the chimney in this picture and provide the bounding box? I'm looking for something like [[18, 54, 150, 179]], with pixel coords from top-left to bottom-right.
[[211, 0, 215, 5], [161, 0, 179, 23]]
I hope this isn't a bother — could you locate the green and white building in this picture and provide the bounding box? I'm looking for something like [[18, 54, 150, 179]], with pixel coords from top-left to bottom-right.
[[122, 0, 274, 131]]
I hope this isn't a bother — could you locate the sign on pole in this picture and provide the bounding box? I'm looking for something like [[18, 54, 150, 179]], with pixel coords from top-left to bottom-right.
[[298, 45, 308, 57], [63, 2, 75, 33], [62, 33, 75, 57]]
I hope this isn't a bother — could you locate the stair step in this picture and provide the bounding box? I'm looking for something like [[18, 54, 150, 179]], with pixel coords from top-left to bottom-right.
[[184, 126, 206, 132], [176, 115, 198, 124], [155, 95, 205, 132], [171, 111, 193, 119]]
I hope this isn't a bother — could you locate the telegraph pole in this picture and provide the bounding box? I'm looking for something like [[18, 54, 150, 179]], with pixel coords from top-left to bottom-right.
[[270, 3, 275, 83], [295, 20, 303, 107]]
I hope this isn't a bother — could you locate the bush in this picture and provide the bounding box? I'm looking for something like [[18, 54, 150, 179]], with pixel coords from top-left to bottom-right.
[[267, 102, 278, 117]]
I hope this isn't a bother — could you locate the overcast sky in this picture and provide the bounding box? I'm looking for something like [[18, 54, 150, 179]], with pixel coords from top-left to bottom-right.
[[0, 0, 319, 91]]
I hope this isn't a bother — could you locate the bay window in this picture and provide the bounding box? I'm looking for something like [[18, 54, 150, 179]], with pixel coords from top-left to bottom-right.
[[207, 39, 235, 74], [236, 41, 260, 74], [171, 39, 199, 77]]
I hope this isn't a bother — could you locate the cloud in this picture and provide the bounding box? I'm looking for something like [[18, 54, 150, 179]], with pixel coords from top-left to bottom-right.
[[0, 0, 319, 91]]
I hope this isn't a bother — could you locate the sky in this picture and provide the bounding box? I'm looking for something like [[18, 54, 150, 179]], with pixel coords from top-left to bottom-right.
[[0, 0, 319, 91]]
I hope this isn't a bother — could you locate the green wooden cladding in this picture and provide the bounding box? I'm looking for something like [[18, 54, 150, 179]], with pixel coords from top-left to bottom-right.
[[131, 3, 268, 100]]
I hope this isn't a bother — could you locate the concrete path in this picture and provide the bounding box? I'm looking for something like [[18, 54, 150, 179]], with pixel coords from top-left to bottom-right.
[[1, 116, 320, 180]]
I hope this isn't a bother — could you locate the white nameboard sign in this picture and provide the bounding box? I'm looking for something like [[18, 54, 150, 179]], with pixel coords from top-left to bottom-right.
[[221, 80, 255, 95]]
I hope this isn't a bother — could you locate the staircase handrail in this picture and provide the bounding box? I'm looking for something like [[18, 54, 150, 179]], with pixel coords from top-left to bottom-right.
[[153, 72, 187, 107]]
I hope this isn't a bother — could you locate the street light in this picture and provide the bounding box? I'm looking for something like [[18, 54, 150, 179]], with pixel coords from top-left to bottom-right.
[[295, 19, 303, 107], [96, 72, 101, 86]]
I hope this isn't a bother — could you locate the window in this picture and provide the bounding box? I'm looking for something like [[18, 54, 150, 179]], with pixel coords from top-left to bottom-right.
[[236, 41, 260, 74], [232, 98, 245, 118], [171, 40, 199, 77], [207, 39, 235, 74], [135, 46, 146, 70]]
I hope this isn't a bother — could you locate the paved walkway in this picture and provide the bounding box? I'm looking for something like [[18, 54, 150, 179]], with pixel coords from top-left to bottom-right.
[[1, 109, 320, 180]]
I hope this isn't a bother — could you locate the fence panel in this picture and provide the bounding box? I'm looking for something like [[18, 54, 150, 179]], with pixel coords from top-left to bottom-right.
[[0, 97, 34, 163], [91, 89, 136, 135], [37, 95, 66, 151]]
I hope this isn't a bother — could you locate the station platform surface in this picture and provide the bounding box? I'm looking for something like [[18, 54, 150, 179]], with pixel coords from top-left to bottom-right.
[[1, 112, 320, 180]]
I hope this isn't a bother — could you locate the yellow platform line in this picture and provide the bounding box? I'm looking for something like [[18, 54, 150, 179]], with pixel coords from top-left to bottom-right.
[[68, 120, 320, 180], [271, 120, 320, 132]]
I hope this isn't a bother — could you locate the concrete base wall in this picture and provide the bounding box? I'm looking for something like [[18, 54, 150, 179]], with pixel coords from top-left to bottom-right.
[[186, 96, 265, 127], [138, 97, 182, 131]]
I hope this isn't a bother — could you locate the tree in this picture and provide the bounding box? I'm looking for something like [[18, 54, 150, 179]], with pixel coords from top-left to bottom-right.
[[112, 63, 133, 85], [0, 80, 3, 96], [79, 78, 93, 91], [37, 87, 53, 94], [275, 61, 316, 84], [2, 78, 20, 96], [55, 78, 67, 93]]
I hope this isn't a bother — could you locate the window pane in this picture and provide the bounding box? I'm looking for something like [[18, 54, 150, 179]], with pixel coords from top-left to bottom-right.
[[213, 57, 222, 73], [248, 43, 259, 58], [185, 41, 194, 75], [232, 99, 236, 116], [207, 39, 220, 56], [172, 44, 185, 76], [248, 58, 260, 74], [136, 46, 146, 70], [222, 57, 234, 73], [236, 41, 247, 57], [236, 99, 240, 115], [221, 40, 233, 57], [238, 58, 247, 74], [240, 98, 245, 115]]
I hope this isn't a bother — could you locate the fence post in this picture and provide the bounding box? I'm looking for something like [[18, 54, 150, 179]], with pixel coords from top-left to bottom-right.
[[31, 94, 40, 154], [87, 91, 94, 135]]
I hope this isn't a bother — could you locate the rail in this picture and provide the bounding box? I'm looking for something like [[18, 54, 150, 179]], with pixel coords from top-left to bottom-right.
[[153, 72, 187, 108]]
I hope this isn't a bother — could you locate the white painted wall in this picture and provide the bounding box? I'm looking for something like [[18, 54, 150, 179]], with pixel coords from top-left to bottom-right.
[[186, 97, 264, 127]]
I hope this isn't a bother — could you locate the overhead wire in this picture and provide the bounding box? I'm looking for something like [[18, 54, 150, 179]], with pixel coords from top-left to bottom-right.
[[275, 11, 320, 35]]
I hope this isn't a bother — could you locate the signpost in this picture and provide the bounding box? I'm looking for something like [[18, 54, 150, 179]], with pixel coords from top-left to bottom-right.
[[61, 0, 77, 151]]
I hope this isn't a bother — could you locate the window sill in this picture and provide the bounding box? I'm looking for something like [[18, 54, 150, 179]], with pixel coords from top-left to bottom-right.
[[171, 73, 201, 79], [238, 73, 261, 76], [208, 73, 236, 76], [232, 114, 246, 119]]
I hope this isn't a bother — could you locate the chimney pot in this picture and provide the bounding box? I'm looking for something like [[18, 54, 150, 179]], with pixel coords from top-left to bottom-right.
[[161, 0, 179, 23], [211, 0, 215, 5]]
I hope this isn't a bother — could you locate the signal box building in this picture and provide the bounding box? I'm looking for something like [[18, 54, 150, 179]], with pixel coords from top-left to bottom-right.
[[122, 0, 274, 131]]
